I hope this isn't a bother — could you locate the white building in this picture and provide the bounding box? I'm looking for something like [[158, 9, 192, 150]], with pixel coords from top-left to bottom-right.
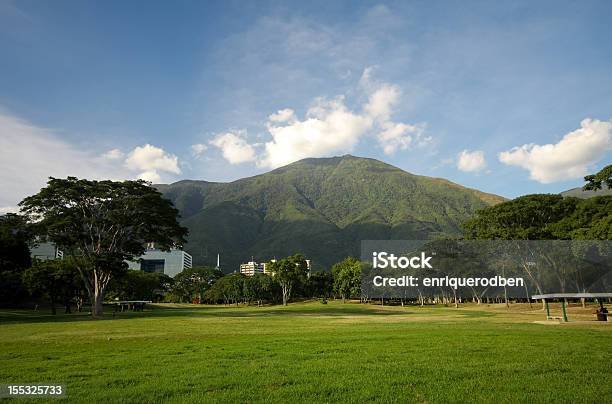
[[240, 261, 268, 276], [240, 259, 311, 276], [29, 242, 191, 277], [127, 246, 192, 277]]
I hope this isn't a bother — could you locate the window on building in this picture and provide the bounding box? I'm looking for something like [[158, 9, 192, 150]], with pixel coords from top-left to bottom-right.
[[141, 259, 165, 273]]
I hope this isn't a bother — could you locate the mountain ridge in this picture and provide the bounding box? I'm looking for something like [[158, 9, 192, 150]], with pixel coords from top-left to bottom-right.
[[561, 186, 612, 199], [157, 155, 506, 271]]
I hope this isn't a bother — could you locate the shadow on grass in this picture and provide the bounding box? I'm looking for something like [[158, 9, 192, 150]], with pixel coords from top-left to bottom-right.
[[0, 302, 493, 325]]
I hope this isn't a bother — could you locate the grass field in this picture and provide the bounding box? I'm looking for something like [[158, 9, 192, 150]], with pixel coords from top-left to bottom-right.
[[1, 301, 611, 403]]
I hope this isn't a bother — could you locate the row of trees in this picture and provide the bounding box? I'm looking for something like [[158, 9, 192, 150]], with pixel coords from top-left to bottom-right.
[[171, 255, 337, 306], [0, 243, 358, 311]]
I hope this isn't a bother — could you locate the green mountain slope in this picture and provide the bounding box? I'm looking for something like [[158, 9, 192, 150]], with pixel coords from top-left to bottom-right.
[[158, 155, 505, 271]]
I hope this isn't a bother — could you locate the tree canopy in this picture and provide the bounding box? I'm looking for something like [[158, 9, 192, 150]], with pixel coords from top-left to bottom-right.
[[462, 194, 612, 240], [171, 267, 223, 303], [22, 258, 82, 314], [331, 257, 361, 302], [19, 177, 187, 316], [266, 254, 309, 305], [583, 164, 612, 191]]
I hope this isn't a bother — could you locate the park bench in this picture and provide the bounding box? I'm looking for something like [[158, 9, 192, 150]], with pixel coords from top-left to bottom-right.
[[110, 300, 152, 312]]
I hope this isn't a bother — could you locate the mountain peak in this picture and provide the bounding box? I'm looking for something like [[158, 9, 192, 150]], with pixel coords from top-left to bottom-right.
[[159, 155, 506, 271]]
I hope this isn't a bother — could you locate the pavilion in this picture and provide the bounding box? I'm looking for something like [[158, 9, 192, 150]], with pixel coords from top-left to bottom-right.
[[531, 293, 612, 322]]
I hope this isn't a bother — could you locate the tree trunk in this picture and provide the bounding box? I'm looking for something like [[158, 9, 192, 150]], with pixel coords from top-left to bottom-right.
[[92, 288, 105, 317], [90, 268, 112, 318]]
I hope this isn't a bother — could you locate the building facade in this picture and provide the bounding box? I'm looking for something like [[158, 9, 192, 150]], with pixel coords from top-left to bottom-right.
[[30, 242, 63, 260], [31, 242, 192, 277], [127, 247, 193, 277], [240, 259, 311, 276], [240, 261, 268, 276]]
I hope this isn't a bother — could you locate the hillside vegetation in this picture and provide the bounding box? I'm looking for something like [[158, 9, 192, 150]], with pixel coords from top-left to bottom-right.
[[158, 155, 505, 271]]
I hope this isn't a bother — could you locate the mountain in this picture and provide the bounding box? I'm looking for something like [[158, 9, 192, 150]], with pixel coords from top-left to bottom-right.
[[157, 155, 506, 272], [561, 187, 612, 199]]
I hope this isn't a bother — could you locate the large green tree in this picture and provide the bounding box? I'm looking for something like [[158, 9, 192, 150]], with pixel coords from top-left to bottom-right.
[[331, 257, 362, 302], [22, 258, 81, 314], [266, 254, 309, 305], [171, 267, 223, 303], [204, 273, 246, 305], [107, 270, 173, 302], [583, 164, 612, 191], [19, 177, 187, 317]]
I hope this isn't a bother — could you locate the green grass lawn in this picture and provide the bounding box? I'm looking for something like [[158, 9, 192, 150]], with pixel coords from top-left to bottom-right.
[[1, 301, 611, 403]]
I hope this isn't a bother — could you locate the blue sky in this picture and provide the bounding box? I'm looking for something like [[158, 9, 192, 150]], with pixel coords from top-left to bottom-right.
[[1, 0, 611, 210]]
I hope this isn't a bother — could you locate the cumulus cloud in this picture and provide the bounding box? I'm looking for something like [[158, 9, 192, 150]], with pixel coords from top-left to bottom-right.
[[499, 119, 612, 183], [102, 148, 124, 160], [124, 144, 181, 183], [0, 110, 185, 208], [191, 143, 208, 157], [210, 69, 429, 168], [268, 108, 296, 124], [0, 111, 132, 209], [377, 122, 429, 156], [457, 150, 487, 172], [209, 131, 257, 164], [364, 84, 399, 122], [216, 68, 428, 168], [259, 79, 427, 167], [260, 97, 370, 168]]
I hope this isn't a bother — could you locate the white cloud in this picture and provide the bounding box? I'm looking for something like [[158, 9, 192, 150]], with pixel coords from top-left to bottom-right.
[[261, 97, 371, 168], [0, 110, 132, 208], [191, 143, 208, 157], [102, 148, 124, 160], [499, 119, 612, 183], [457, 150, 487, 172], [209, 131, 257, 164], [0, 109, 186, 207], [124, 144, 181, 183], [238, 68, 430, 168], [0, 110, 186, 207], [268, 108, 296, 124], [364, 83, 399, 122], [377, 122, 430, 156], [136, 170, 162, 183]]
